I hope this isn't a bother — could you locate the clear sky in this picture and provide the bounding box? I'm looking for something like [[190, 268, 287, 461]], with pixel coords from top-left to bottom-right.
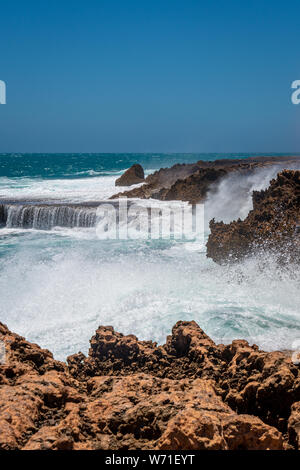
[[0, 0, 299, 153]]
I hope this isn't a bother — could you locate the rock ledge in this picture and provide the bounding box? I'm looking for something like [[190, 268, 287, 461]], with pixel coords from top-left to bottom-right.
[[1, 320, 299, 450]]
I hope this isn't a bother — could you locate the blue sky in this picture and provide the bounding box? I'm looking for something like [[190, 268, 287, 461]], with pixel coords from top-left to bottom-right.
[[0, 0, 299, 153]]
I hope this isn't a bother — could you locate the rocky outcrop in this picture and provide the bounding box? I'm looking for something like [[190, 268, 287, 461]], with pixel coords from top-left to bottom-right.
[[157, 403, 282, 450], [288, 402, 300, 448], [115, 164, 144, 186], [207, 170, 300, 264], [0, 322, 76, 450], [154, 168, 227, 204], [1, 320, 300, 450], [111, 156, 300, 203]]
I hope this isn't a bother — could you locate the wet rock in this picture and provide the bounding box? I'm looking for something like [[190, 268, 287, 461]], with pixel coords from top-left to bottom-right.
[[111, 156, 300, 203], [207, 170, 300, 263], [115, 164, 144, 186], [154, 168, 227, 204]]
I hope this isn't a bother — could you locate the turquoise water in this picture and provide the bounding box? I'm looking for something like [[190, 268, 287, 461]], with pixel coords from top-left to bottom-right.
[[0, 153, 300, 360], [0, 152, 289, 178]]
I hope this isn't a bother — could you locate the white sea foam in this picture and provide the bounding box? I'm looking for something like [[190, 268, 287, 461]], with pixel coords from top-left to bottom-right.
[[0, 229, 299, 360], [0, 165, 299, 360], [0, 169, 151, 203], [205, 162, 300, 225]]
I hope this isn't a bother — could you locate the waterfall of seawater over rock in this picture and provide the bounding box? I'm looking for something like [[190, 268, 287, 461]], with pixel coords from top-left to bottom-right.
[[0, 155, 299, 361], [0, 204, 98, 229]]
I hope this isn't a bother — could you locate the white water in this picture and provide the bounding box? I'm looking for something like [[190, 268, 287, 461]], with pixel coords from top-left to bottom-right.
[[1, 235, 299, 360], [0, 170, 149, 203], [205, 162, 300, 224], [0, 167, 299, 360]]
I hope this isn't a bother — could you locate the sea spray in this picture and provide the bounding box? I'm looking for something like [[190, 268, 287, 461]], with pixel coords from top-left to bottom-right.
[[0, 154, 299, 361], [0, 230, 299, 360], [204, 162, 300, 226]]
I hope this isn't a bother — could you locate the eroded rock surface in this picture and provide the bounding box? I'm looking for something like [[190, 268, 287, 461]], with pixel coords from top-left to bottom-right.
[[207, 170, 300, 263], [1, 320, 299, 450], [111, 156, 300, 203]]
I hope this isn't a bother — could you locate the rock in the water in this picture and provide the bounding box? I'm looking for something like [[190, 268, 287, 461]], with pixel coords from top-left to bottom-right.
[[115, 164, 144, 186]]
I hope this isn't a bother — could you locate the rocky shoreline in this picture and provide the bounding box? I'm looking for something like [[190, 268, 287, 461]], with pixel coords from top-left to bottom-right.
[[112, 156, 300, 266], [0, 320, 299, 450], [1, 156, 300, 451], [111, 155, 300, 203], [207, 169, 300, 264]]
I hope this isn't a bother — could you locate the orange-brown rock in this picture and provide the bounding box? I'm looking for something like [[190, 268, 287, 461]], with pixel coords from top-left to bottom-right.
[[288, 401, 300, 449], [0, 322, 80, 450], [157, 406, 282, 450], [1, 320, 300, 450], [218, 340, 300, 433], [207, 170, 300, 263]]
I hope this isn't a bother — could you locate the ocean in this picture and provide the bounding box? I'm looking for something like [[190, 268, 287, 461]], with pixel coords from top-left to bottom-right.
[[0, 153, 299, 360]]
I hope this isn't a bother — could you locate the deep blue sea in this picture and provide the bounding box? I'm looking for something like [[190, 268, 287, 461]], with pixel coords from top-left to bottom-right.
[[0, 153, 299, 360]]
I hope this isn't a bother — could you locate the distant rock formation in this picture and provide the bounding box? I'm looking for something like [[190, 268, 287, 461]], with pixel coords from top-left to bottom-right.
[[1, 320, 300, 450], [115, 164, 144, 186], [207, 170, 300, 264], [111, 156, 300, 203]]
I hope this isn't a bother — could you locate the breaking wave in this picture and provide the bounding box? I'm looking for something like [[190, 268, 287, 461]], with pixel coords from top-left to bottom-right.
[[205, 162, 300, 224], [0, 157, 299, 360]]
